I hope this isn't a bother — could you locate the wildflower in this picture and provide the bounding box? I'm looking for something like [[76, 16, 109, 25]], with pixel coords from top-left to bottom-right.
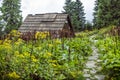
[[15, 51, 24, 58], [32, 58, 38, 62], [41, 34, 46, 39], [4, 39, 11, 44], [19, 54, 24, 58], [35, 31, 49, 39], [3, 42, 12, 52], [44, 31, 49, 36], [8, 72, 20, 79], [15, 38, 23, 45], [10, 30, 21, 37], [31, 55, 38, 62], [48, 44, 53, 47], [49, 60, 57, 63], [10, 30, 17, 34], [23, 52, 30, 57], [52, 64, 57, 67], [43, 52, 52, 58], [55, 39, 61, 44], [47, 52, 52, 57], [15, 51, 19, 55], [70, 71, 82, 78], [35, 32, 39, 39]]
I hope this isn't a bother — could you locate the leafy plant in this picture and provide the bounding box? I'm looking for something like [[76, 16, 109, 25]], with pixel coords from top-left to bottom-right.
[[96, 37, 120, 80], [0, 30, 92, 80]]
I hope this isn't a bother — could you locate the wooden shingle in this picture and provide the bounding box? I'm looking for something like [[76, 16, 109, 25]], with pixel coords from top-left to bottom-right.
[[19, 13, 75, 38]]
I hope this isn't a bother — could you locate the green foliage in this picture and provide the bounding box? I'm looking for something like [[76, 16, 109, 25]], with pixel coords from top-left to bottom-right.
[[63, 0, 85, 31], [93, 0, 99, 28], [0, 0, 22, 34], [93, 0, 120, 28], [0, 31, 92, 80], [85, 21, 93, 30], [75, 30, 98, 38], [96, 37, 120, 80], [0, 16, 4, 36], [0, 25, 3, 35]]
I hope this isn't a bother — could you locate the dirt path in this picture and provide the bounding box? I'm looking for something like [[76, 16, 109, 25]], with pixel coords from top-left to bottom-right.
[[83, 36, 105, 80]]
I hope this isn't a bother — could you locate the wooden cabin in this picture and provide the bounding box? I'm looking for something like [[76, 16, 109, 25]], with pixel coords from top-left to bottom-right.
[[18, 13, 75, 38]]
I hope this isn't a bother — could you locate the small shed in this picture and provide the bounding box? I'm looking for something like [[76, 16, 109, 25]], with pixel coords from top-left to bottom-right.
[[18, 13, 75, 38]]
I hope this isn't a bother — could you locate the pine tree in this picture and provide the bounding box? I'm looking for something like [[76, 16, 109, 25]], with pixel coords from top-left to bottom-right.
[[0, 0, 22, 34], [93, 0, 120, 28], [85, 21, 93, 30], [110, 0, 120, 26], [98, 0, 111, 27], [93, 0, 99, 28], [63, 0, 72, 16], [0, 15, 4, 35], [63, 0, 85, 31], [93, 0, 108, 28], [75, 0, 85, 30], [0, 21, 3, 35], [0, 25, 3, 35]]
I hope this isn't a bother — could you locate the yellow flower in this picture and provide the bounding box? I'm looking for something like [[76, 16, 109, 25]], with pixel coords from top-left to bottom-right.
[[19, 54, 24, 58], [70, 71, 82, 78], [48, 44, 53, 47], [44, 31, 49, 36], [23, 52, 30, 57], [41, 34, 46, 39], [15, 38, 23, 45], [47, 52, 52, 57], [8, 72, 20, 79], [4, 39, 11, 44], [52, 64, 57, 67], [31, 55, 38, 62], [15, 51, 19, 55], [43, 52, 52, 58], [32, 58, 38, 62], [10, 30, 21, 37], [3, 42, 12, 52], [55, 39, 61, 44], [35, 31, 49, 39], [49, 60, 57, 63], [35, 32, 39, 39], [15, 51, 25, 58]]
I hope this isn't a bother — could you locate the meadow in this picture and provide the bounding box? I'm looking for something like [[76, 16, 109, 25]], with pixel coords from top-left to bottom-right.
[[0, 30, 92, 80], [0, 26, 120, 80]]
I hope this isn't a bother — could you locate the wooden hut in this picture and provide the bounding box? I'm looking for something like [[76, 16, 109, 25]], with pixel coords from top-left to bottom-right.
[[18, 13, 75, 38]]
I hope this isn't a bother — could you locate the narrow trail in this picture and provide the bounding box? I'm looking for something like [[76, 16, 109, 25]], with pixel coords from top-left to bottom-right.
[[83, 36, 105, 80]]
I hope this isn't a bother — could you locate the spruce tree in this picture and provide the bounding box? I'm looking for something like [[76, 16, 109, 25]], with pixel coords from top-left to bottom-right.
[[63, 0, 72, 16], [0, 16, 2, 35], [93, 0, 99, 28], [93, 0, 108, 28], [93, 0, 120, 28], [63, 0, 85, 31], [75, 0, 85, 30], [110, 0, 120, 26], [0, 21, 4, 35], [0, 0, 22, 34]]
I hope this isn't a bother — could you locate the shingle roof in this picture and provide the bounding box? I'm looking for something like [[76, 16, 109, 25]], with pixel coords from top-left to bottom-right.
[[19, 13, 69, 32]]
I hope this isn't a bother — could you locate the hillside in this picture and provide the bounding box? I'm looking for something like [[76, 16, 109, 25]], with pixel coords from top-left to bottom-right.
[[0, 26, 120, 80]]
